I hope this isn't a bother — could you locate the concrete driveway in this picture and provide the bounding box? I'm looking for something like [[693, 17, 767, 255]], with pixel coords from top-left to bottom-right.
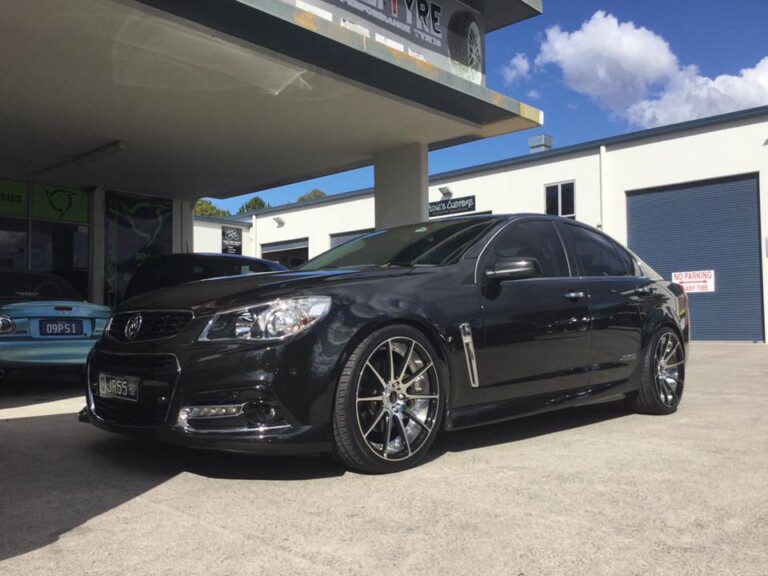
[[1, 342, 766, 576]]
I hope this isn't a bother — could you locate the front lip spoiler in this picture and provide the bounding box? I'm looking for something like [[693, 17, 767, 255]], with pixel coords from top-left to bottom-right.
[[82, 406, 331, 455]]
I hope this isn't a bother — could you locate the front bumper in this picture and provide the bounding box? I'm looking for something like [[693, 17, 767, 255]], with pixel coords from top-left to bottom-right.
[[85, 334, 338, 455]]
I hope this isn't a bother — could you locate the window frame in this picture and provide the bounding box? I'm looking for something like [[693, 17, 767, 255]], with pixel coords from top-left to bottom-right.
[[545, 181, 576, 219]]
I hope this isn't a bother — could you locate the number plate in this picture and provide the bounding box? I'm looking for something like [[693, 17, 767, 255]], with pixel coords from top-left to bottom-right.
[[98, 373, 140, 402], [40, 319, 83, 336]]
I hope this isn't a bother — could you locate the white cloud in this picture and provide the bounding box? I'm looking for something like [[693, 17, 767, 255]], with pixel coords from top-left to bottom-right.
[[535, 11, 768, 128], [502, 53, 530, 84], [628, 58, 768, 127], [535, 11, 677, 110], [527, 89, 541, 100]]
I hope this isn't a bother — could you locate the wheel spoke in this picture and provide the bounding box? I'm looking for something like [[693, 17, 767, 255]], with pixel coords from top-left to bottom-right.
[[398, 340, 416, 381], [403, 407, 431, 433], [403, 362, 434, 388], [382, 411, 393, 458], [664, 360, 684, 369], [387, 339, 395, 383], [405, 394, 439, 401], [357, 396, 382, 403], [365, 362, 387, 390], [658, 377, 679, 405], [663, 340, 680, 364], [394, 413, 412, 456], [364, 408, 385, 438]]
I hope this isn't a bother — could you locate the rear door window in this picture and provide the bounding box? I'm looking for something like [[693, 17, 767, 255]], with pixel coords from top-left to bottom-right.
[[565, 224, 629, 277]]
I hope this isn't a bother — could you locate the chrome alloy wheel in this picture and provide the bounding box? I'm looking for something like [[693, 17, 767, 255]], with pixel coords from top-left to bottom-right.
[[355, 337, 440, 461], [654, 332, 684, 408]]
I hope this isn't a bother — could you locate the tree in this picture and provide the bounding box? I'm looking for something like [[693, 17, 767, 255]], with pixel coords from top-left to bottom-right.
[[298, 188, 327, 203], [194, 198, 231, 218], [237, 196, 270, 214]]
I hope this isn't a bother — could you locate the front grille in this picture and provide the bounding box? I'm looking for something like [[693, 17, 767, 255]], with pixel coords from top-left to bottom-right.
[[93, 397, 169, 426], [108, 310, 193, 342], [90, 352, 180, 427]]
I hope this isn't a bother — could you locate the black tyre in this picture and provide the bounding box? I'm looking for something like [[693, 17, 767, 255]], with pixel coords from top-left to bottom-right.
[[332, 325, 444, 473], [628, 328, 685, 415], [448, 11, 483, 83]]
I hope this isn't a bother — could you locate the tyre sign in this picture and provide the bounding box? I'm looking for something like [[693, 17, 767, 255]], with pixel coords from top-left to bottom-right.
[[285, 0, 486, 84]]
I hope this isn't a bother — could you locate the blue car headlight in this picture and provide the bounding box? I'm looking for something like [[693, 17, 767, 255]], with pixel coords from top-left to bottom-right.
[[199, 296, 331, 342]]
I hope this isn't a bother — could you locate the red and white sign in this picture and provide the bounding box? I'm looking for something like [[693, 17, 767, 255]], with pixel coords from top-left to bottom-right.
[[671, 270, 716, 293]]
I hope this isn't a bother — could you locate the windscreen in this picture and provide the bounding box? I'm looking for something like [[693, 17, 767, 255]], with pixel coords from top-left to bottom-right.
[[0, 272, 82, 301], [300, 217, 498, 270]]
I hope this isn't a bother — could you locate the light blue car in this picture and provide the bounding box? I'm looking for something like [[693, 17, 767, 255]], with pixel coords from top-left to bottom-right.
[[0, 271, 111, 376]]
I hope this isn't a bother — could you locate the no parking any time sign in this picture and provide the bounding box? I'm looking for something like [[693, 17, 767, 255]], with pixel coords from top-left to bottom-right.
[[671, 270, 716, 293]]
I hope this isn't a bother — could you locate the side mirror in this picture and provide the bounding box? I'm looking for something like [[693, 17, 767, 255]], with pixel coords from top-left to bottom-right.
[[485, 257, 542, 281]]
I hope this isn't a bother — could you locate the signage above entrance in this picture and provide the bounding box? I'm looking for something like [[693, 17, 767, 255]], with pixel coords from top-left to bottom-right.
[[222, 226, 243, 255], [429, 195, 475, 216], [286, 0, 486, 84], [32, 185, 89, 223], [0, 180, 28, 217]]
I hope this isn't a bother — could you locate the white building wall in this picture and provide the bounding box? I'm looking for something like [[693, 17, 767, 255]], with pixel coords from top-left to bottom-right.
[[602, 116, 768, 341], [194, 220, 253, 256], [253, 196, 375, 258], [429, 150, 602, 225], [192, 111, 768, 338]]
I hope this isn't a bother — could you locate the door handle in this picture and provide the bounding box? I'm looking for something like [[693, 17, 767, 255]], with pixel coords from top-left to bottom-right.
[[564, 291, 585, 301], [635, 286, 652, 296]]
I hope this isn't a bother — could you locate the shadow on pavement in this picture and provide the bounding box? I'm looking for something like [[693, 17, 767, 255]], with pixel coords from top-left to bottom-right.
[[0, 395, 628, 561], [432, 400, 630, 458], [0, 370, 84, 409]]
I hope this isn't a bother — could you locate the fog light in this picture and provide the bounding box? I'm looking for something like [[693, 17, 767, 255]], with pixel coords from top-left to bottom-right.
[[178, 403, 245, 424]]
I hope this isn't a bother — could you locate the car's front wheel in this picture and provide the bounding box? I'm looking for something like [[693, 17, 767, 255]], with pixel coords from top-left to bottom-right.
[[629, 328, 685, 415], [332, 325, 443, 473]]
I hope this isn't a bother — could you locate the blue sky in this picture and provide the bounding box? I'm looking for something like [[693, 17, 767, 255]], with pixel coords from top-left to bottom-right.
[[212, 0, 768, 213]]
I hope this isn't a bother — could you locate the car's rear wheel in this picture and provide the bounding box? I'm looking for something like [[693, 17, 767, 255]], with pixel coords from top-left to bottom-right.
[[332, 325, 443, 473], [629, 328, 685, 415]]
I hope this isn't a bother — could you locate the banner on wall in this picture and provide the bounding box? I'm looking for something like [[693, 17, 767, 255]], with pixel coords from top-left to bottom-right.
[[0, 180, 29, 217], [31, 185, 90, 223], [104, 192, 173, 307], [282, 0, 486, 84]]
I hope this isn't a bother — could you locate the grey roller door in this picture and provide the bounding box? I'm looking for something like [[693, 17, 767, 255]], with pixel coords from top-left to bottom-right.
[[627, 175, 763, 341]]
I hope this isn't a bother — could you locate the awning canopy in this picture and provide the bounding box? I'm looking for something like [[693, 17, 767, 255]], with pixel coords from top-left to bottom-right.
[[0, 0, 542, 201]]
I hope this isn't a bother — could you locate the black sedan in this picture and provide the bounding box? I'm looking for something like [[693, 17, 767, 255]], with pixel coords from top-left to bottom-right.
[[84, 215, 689, 473]]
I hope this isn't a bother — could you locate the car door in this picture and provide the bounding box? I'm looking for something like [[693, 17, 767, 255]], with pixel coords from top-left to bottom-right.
[[476, 218, 591, 399], [559, 222, 653, 387]]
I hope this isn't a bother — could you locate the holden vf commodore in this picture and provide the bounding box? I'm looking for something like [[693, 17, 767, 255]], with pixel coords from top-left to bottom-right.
[[83, 215, 689, 473]]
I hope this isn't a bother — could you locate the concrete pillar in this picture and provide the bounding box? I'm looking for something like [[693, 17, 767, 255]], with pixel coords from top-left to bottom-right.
[[89, 188, 106, 304], [374, 143, 429, 229], [173, 199, 195, 253]]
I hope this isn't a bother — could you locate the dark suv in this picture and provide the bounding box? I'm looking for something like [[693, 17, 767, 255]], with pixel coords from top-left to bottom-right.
[[123, 253, 286, 301]]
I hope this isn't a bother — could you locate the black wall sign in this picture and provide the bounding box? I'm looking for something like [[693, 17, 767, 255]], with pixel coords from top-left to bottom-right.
[[429, 195, 475, 217], [222, 226, 243, 255]]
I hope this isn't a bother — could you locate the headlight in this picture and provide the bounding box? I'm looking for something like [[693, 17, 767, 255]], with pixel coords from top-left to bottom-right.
[[199, 296, 331, 342], [0, 315, 16, 334]]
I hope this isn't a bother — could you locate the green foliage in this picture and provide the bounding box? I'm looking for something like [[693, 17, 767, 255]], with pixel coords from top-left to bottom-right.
[[297, 188, 327, 203], [194, 199, 231, 218], [237, 196, 270, 214]]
